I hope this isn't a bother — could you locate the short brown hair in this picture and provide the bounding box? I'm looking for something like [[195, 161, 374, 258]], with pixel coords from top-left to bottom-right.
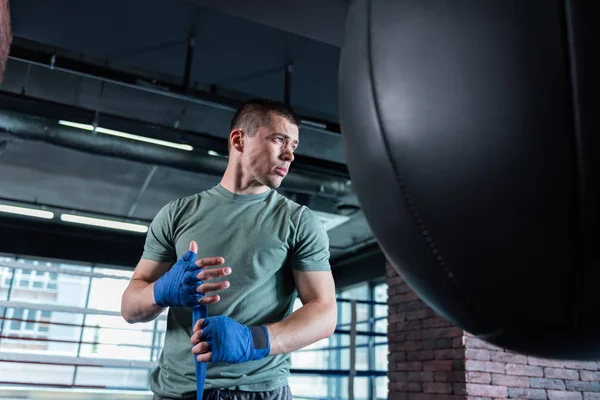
[[228, 98, 300, 151]]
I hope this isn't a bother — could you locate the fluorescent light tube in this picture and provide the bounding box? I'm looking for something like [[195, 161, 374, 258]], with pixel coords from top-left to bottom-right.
[[0, 204, 54, 219], [58, 120, 95, 131], [60, 214, 148, 233], [58, 120, 193, 151]]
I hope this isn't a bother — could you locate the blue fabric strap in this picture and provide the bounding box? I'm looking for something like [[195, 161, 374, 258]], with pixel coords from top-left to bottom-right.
[[200, 316, 270, 364], [153, 250, 203, 308], [193, 305, 208, 400]]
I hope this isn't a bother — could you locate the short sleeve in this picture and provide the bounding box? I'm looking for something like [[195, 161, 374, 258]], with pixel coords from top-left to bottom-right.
[[291, 207, 331, 271], [141, 202, 177, 262]]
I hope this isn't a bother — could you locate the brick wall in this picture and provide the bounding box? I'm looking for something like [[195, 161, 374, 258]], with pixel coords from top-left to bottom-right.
[[0, 0, 12, 83], [386, 262, 467, 400], [386, 263, 600, 400], [464, 333, 600, 400]]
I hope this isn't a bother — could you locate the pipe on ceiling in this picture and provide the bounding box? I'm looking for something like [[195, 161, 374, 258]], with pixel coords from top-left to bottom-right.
[[0, 109, 354, 198]]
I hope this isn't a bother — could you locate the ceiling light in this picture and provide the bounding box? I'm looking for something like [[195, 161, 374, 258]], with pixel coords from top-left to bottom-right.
[[58, 120, 95, 131], [208, 150, 228, 158], [60, 214, 148, 233], [0, 204, 54, 219], [58, 120, 193, 151]]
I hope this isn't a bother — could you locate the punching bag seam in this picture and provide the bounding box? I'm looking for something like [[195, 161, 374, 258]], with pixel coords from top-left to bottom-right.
[[364, 0, 495, 335]]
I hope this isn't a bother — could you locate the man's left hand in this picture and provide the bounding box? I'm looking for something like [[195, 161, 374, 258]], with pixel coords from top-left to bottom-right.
[[191, 316, 271, 363]]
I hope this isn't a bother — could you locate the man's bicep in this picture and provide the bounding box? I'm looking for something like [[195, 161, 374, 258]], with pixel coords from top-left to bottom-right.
[[131, 258, 173, 284], [292, 269, 336, 305]]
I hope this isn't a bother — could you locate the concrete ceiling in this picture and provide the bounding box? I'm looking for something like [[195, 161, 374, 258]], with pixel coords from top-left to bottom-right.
[[0, 0, 383, 284]]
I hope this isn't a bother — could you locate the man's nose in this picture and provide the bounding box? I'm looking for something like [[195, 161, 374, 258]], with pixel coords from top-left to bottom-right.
[[280, 147, 294, 162]]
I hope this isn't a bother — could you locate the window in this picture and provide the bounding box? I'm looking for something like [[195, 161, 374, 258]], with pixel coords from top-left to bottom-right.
[[289, 280, 388, 400], [0, 254, 163, 390], [0, 254, 389, 400]]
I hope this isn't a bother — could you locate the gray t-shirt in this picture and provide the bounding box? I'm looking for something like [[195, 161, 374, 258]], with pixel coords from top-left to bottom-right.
[[142, 184, 331, 398]]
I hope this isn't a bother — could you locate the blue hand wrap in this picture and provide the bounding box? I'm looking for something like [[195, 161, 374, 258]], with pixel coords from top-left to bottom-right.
[[200, 316, 270, 363], [153, 250, 203, 308], [193, 306, 208, 400]]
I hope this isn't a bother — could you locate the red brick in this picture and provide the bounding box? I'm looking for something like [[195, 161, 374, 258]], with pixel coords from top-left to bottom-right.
[[436, 371, 466, 382], [397, 300, 426, 312], [423, 360, 453, 372], [508, 388, 548, 399], [404, 291, 420, 301], [395, 321, 408, 331], [388, 392, 409, 400], [436, 348, 464, 360], [581, 371, 600, 382], [547, 391, 583, 400], [396, 341, 423, 351], [422, 338, 454, 349], [388, 276, 403, 285], [528, 357, 565, 368], [466, 360, 505, 374], [408, 371, 434, 382], [406, 309, 429, 320], [390, 352, 407, 362], [423, 382, 452, 394], [421, 327, 463, 339], [564, 361, 598, 371], [389, 294, 407, 305], [565, 381, 600, 392], [406, 320, 423, 331], [466, 383, 508, 398], [506, 363, 544, 377], [407, 329, 425, 340], [389, 332, 408, 343], [389, 372, 409, 382], [407, 395, 435, 400], [544, 368, 579, 380], [466, 372, 492, 384], [490, 351, 528, 364], [407, 350, 434, 361], [422, 317, 452, 328], [491, 373, 530, 387], [409, 395, 464, 400], [396, 382, 423, 392], [389, 312, 405, 323], [466, 349, 491, 361], [397, 361, 423, 371], [530, 378, 566, 390]]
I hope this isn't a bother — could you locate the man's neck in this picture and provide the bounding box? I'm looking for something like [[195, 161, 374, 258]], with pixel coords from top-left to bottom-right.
[[220, 166, 270, 195]]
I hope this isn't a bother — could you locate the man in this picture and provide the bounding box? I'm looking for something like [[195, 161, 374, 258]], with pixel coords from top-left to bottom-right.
[[121, 98, 337, 400]]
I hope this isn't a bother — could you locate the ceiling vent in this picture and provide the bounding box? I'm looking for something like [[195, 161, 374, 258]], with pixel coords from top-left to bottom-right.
[[312, 210, 350, 231]]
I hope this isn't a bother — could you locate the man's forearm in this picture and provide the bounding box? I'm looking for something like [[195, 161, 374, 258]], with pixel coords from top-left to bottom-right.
[[121, 279, 165, 323], [265, 299, 337, 355]]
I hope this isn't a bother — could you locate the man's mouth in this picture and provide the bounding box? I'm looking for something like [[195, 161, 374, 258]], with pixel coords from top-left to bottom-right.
[[274, 167, 288, 177]]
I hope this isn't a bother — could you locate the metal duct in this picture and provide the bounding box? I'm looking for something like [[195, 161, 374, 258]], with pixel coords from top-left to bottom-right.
[[0, 109, 354, 198]]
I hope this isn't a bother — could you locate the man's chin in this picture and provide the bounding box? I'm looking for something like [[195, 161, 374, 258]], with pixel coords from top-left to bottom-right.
[[265, 178, 283, 189]]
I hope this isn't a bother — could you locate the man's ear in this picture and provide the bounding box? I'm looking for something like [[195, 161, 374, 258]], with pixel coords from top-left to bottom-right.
[[230, 129, 244, 152]]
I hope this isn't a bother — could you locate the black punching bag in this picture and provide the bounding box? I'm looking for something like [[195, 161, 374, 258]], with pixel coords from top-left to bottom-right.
[[339, 0, 599, 360]]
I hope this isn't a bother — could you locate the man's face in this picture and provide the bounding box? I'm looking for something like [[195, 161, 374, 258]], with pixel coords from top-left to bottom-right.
[[242, 113, 299, 189]]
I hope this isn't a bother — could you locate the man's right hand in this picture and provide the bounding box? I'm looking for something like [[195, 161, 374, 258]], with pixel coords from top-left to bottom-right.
[[153, 241, 231, 308]]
